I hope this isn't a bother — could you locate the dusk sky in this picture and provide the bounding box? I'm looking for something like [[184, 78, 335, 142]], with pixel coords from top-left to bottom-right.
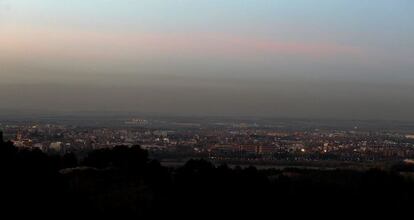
[[1, 0, 413, 120]]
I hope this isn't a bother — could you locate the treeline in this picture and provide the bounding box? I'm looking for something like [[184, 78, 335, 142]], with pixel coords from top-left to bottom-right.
[[1, 138, 414, 218]]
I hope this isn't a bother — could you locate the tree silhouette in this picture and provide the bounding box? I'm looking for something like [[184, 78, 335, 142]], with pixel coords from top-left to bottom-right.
[[1, 129, 414, 218], [82, 145, 148, 170]]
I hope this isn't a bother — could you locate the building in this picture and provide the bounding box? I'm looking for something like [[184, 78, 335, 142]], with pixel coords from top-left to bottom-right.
[[49, 142, 63, 152], [406, 135, 414, 140]]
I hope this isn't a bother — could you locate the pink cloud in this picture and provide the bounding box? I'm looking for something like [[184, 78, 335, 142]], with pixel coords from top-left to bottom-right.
[[0, 26, 363, 61]]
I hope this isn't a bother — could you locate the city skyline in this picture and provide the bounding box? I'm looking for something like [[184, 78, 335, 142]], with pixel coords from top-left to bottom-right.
[[2, 2, 414, 217]]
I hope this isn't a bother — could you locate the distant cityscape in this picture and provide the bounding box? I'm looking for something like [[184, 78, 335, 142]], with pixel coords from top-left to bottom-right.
[[2, 116, 414, 169]]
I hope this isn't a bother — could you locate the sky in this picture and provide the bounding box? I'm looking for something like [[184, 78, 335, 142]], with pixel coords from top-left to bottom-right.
[[0, 0, 414, 120]]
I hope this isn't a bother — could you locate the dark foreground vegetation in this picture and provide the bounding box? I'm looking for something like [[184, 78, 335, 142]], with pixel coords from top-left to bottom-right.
[[1, 136, 414, 218]]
